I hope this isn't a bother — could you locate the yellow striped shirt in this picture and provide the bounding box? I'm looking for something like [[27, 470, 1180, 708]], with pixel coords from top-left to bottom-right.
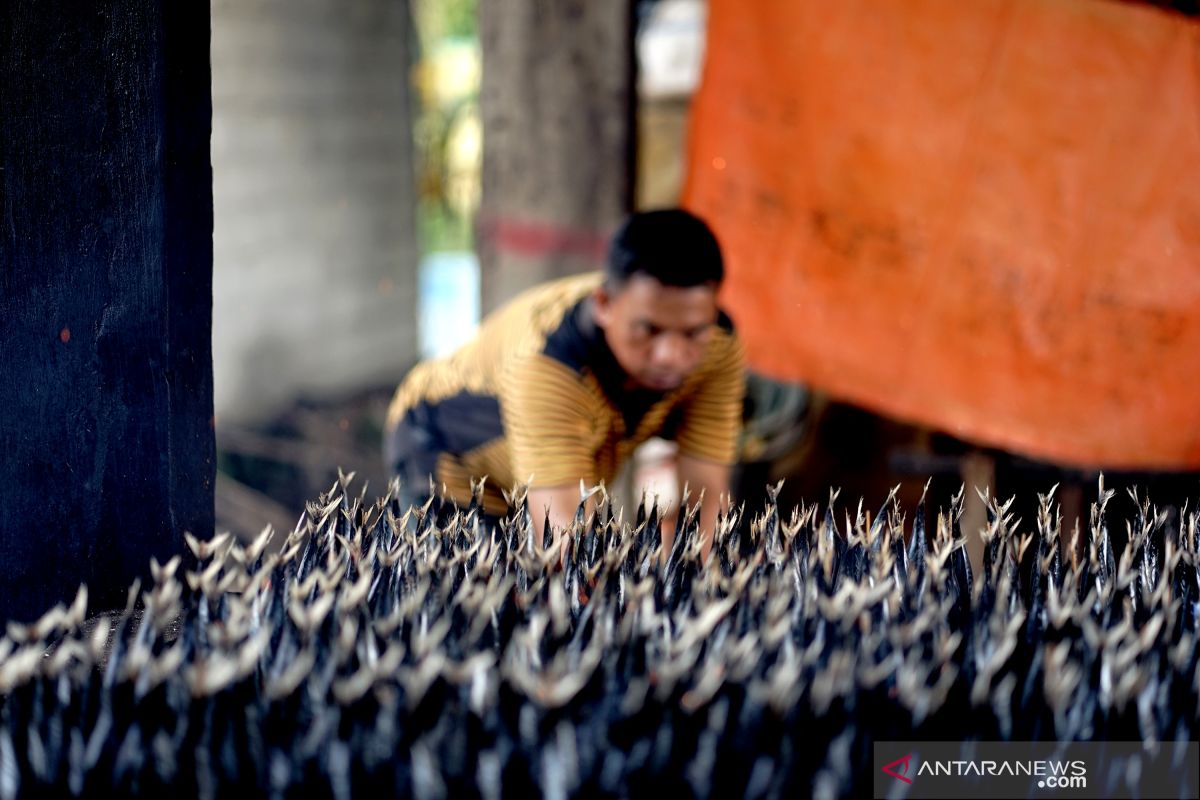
[[385, 272, 745, 515]]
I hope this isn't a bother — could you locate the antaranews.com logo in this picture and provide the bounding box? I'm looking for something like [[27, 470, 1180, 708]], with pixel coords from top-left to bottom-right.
[[872, 741, 1197, 799], [880, 752, 1087, 789]]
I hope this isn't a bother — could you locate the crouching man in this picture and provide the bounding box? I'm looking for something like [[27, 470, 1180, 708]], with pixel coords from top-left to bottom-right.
[[384, 209, 746, 560]]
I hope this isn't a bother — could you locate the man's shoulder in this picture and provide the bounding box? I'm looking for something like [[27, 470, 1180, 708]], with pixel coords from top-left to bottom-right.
[[687, 311, 744, 384], [510, 273, 602, 373], [538, 301, 593, 373], [498, 272, 602, 320], [706, 309, 741, 356], [479, 272, 598, 356]]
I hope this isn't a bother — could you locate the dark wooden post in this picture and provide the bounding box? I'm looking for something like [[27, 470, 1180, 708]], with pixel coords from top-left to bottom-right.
[[0, 2, 214, 622]]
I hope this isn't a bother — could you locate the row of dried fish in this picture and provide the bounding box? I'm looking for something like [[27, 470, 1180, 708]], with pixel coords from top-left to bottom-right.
[[0, 473, 1197, 798]]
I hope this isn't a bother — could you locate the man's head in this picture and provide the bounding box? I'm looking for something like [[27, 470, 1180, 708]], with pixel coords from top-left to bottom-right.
[[592, 209, 724, 392]]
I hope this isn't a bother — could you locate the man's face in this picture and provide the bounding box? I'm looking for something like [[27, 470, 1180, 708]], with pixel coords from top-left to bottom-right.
[[592, 274, 718, 392]]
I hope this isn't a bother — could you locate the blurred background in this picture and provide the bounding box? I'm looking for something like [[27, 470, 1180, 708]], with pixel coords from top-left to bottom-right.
[[206, 0, 1200, 573]]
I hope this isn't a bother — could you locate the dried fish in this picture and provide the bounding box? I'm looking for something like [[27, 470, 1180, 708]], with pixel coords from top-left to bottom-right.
[[0, 474, 1194, 797]]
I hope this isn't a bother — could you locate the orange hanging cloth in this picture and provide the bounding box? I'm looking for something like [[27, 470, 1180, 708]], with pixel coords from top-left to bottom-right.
[[685, 0, 1200, 469]]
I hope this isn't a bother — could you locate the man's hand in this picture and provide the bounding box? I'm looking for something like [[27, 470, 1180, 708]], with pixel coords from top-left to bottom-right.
[[677, 453, 732, 564], [528, 484, 594, 566]]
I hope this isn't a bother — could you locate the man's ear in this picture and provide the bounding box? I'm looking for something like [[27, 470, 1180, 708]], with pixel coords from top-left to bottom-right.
[[591, 285, 613, 329]]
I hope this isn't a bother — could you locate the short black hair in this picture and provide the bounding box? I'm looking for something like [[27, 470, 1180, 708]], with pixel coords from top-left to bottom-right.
[[605, 209, 724, 289]]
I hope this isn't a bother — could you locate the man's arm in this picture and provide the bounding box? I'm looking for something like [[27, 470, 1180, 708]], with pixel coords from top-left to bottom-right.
[[500, 355, 600, 561], [668, 328, 745, 563], [677, 453, 731, 563]]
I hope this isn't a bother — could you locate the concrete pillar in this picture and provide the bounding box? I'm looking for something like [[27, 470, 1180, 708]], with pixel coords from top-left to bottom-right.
[[478, 0, 635, 313]]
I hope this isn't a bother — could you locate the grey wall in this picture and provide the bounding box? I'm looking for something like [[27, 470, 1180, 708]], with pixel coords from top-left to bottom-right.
[[211, 0, 419, 424], [0, 2, 215, 621]]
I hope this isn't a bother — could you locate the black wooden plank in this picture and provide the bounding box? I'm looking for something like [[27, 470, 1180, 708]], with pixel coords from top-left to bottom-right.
[[0, 2, 213, 622]]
